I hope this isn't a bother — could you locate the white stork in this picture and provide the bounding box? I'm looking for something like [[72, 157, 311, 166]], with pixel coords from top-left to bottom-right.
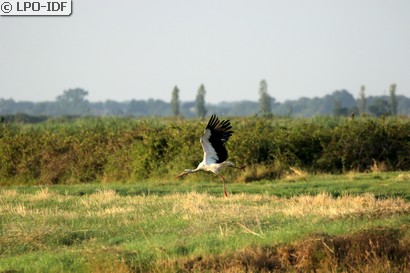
[[176, 114, 245, 197]]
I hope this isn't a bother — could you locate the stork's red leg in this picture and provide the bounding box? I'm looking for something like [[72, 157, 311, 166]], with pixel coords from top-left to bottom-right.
[[218, 174, 228, 197]]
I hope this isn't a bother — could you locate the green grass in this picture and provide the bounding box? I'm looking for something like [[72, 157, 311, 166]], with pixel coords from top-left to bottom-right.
[[5, 171, 410, 199], [1, 172, 410, 272]]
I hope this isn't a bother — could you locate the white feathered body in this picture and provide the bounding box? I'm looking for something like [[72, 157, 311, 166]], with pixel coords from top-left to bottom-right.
[[176, 115, 244, 196]]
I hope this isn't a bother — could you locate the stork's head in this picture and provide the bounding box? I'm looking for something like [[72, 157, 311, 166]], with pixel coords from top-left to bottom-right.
[[175, 169, 194, 179]]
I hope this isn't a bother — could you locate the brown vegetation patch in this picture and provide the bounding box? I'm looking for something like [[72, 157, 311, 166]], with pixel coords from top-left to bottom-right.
[[174, 228, 410, 273], [238, 164, 281, 183]]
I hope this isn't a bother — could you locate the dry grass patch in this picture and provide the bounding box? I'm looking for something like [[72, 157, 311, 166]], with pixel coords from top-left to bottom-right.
[[237, 164, 280, 182], [172, 192, 410, 223], [283, 166, 309, 182], [282, 192, 410, 219], [89, 189, 119, 202], [1, 191, 409, 224], [33, 187, 52, 200], [370, 159, 388, 173], [397, 173, 410, 182], [174, 228, 410, 273], [0, 189, 17, 197]]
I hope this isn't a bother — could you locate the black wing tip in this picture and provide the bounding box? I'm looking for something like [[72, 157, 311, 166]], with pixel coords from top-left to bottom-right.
[[207, 114, 219, 128], [205, 114, 234, 143], [207, 114, 232, 128]]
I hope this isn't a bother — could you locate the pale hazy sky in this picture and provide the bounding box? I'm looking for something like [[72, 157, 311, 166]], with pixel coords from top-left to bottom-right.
[[1, 0, 409, 103]]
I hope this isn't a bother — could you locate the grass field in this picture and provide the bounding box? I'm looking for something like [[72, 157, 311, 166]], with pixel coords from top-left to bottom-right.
[[1, 172, 410, 272]]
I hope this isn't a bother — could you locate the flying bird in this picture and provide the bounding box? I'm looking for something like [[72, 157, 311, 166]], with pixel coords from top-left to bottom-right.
[[176, 114, 245, 197]]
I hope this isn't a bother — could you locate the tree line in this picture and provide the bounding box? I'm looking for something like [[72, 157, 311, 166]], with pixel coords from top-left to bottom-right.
[[1, 81, 408, 120]]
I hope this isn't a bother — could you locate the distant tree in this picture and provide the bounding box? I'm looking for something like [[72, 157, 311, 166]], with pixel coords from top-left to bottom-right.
[[104, 100, 124, 116], [333, 100, 349, 117], [170, 86, 180, 117], [333, 100, 342, 117], [221, 100, 259, 116], [56, 88, 88, 104], [195, 84, 207, 119], [358, 85, 366, 116], [146, 99, 171, 116], [127, 99, 147, 116], [0, 99, 16, 115], [56, 88, 89, 116], [368, 99, 390, 117], [259, 79, 272, 116], [390, 83, 398, 116]]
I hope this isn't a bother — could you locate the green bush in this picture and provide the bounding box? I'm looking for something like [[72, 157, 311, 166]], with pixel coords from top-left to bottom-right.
[[1, 116, 410, 185], [319, 119, 410, 172]]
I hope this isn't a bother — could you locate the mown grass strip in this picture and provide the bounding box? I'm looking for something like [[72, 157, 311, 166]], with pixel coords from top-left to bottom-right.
[[3, 171, 410, 199]]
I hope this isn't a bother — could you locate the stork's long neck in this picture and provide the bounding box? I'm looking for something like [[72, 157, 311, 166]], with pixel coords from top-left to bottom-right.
[[182, 168, 200, 175], [190, 167, 202, 173]]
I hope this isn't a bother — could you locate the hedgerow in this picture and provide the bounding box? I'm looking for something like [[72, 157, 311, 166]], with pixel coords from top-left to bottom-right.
[[1, 116, 410, 185]]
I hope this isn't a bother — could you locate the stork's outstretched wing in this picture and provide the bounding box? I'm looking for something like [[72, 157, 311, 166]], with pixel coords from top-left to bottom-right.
[[200, 115, 234, 164]]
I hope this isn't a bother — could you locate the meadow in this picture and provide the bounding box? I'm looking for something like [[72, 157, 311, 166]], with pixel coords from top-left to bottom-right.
[[1, 173, 410, 272], [1, 117, 410, 272]]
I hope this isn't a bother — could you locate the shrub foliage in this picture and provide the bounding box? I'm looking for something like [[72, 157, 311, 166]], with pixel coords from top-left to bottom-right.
[[1, 116, 410, 184]]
